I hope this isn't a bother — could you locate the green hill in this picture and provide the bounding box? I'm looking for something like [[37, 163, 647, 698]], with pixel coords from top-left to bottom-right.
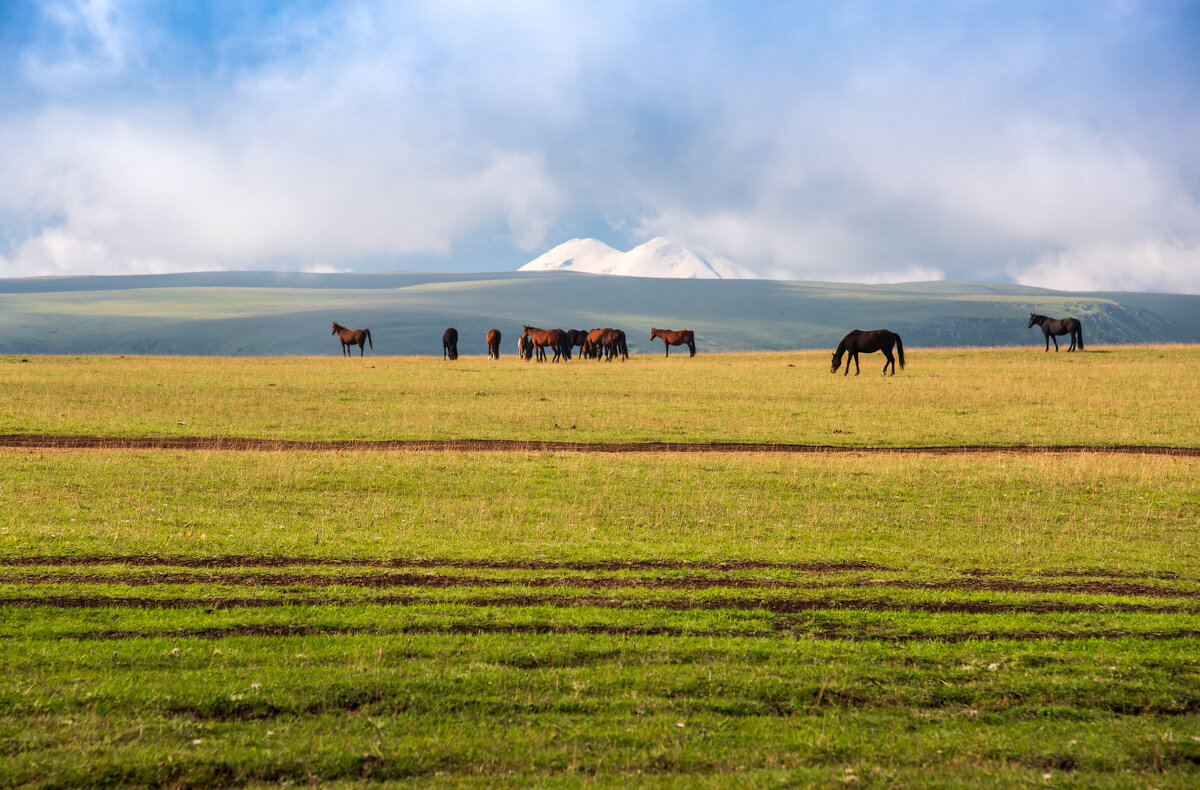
[[1, 271, 1197, 355]]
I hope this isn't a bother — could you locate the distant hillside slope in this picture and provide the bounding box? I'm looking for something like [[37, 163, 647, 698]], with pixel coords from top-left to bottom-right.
[[1, 271, 1197, 356]]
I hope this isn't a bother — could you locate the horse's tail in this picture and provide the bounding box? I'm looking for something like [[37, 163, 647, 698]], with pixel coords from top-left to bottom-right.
[[366, 328, 373, 350], [895, 333, 905, 369], [1076, 322, 1084, 351]]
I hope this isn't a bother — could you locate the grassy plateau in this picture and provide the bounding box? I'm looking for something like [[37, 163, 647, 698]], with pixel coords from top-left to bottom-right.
[[1, 348, 1198, 788]]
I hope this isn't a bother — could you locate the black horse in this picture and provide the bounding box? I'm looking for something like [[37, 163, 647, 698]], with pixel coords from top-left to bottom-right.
[[1028, 314, 1083, 352], [831, 329, 905, 376], [442, 327, 459, 360]]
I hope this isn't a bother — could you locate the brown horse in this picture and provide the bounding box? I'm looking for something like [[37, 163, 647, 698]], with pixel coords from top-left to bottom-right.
[[564, 329, 589, 359], [650, 328, 695, 357], [831, 329, 905, 376], [442, 327, 459, 360], [521, 325, 567, 362], [486, 329, 502, 359], [332, 322, 372, 357], [517, 332, 534, 360], [1028, 313, 1084, 352]]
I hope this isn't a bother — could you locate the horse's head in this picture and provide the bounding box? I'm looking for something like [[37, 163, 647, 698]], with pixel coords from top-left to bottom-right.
[[1027, 314, 1040, 328], [331, 322, 340, 335], [830, 353, 842, 374], [650, 328, 659, 340]]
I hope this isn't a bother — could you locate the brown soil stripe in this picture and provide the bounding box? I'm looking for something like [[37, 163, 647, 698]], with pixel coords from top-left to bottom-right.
[[4, 434, 1200, 456], [0, 555, 891, 573], [6, 555, 1189, 583], [4, 570, 1197, 599], [28, 623, 1200, 643], [2, 594, 1193, 615]]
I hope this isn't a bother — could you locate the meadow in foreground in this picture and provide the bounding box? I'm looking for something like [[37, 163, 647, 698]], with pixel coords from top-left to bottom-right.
[[1, 348, 1198, 787]]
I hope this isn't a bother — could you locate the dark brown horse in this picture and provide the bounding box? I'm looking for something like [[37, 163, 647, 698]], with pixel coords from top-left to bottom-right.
[[564, 329, 589, 359], [650, 328, 695, 357], [1028, 313, 1084, 352], [442, 327, 459, 360], [332, 322, 372, 357], [521, 325, 567, 362], [517, 332, 534, 360], [831, 329, 905, 376], [486, 329, 502, 360]]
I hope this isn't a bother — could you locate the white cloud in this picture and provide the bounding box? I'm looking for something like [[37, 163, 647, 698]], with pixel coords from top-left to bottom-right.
[[1011, 240, 1200, 295], [1, 1, 1198, 290]]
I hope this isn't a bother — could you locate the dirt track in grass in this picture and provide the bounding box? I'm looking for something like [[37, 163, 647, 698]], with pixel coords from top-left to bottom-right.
[[3, 570, 1196, 600], [3, 592, 1195, 616], [14, 622, 1200, 644], [4, 434, 1200, 456]]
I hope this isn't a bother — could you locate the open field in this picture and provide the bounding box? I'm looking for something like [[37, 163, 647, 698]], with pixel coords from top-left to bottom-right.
[[1, 348, 1198, 787], [3, 346, 1200, 446]]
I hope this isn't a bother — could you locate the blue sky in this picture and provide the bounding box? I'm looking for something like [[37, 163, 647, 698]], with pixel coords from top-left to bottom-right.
[[1, 0, 1198, 291]]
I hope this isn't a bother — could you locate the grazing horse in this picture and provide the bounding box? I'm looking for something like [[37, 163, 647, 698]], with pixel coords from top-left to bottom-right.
[[517, 332, 534, 360], [831, 329, 905, 376], [332, 322, 372, 357], [521, 325, 567, 362], [601, 328, 628, 361], [650, 328, 695, 357], [583, 328, 606, 359], [1028, 313, 1084, 352], [442, 328, 459, 360], [564, 329, 589, 360], [486, 329, 502, 360]]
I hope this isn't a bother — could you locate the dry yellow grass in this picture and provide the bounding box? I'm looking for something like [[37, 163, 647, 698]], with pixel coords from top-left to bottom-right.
[[2, 346, 1198, 445]]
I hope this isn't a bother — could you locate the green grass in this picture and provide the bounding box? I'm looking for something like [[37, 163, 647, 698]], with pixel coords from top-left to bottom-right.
[[3, 450, 1197, 571], [3, 347, 1200, 445], [2, 349, 1199, 787]]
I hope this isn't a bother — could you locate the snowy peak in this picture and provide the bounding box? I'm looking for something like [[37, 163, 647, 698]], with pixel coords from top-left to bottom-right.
[[519, 238, 755, 279]]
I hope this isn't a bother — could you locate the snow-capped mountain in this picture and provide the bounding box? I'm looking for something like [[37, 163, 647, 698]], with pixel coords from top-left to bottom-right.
[[519, 237, 757, 279]]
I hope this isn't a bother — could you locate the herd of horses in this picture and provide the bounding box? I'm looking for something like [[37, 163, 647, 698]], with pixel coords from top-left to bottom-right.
[[333, 312, 1084, 374]]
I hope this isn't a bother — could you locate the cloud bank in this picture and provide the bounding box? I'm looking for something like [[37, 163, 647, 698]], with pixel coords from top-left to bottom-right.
[[1, 1, 1197, 291]]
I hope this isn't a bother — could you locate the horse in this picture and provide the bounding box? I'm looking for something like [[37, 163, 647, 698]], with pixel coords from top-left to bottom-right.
[[332, 322, 372, 357], [564, 329, 589, 359], [521, 325, 567, 362], [831, 329, 905, 376], [650, 328, 695, 357], [601, 328, 628, 361], [486, 329, 502, 360], [1028, 313, 1084, 352], [517, 333, 534, 360], [442, 328, 459, 360], [583, 328, 606, 359]]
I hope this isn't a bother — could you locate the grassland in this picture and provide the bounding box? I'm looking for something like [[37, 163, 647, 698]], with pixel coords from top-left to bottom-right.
[[1, 349, 1198, 787], [3, 346, 1200, 446]]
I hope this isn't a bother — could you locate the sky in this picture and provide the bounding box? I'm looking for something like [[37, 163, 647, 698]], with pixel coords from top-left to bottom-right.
[[1, 0, 1198, 292]]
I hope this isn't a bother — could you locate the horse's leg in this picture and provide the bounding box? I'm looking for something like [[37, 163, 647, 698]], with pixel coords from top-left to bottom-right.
[[1052, 334, 1059, 352], [359, 341, 365, 357], [883, 349, 894, 376], [664, 341, 669, 358], [853, 351, 860, 375]]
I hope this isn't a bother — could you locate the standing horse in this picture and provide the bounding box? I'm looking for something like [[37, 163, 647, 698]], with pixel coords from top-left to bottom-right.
[[650, 328, 695, 357], [442, 328, 459, 360], [1028, 313, 1084, 352], [521, 326, 567, 362], [831, 329, 905, 376], [332, 322, 372, 357], [486, 329, 502, 360], [564, 329, 589, 360]]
